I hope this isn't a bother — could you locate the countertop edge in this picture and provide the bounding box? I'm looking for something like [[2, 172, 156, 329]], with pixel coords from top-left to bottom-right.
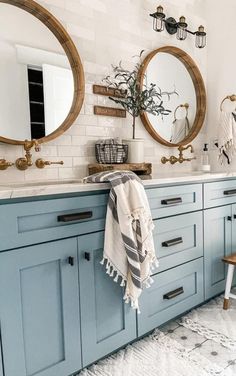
[[0, 172, 236, 201]]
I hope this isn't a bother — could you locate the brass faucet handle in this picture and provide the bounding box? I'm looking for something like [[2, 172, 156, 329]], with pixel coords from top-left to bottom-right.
[[35, 158, 64, 169], [0, 159, 14, 170], [161, 156, 169, 164], [15, 157, 28, 171]]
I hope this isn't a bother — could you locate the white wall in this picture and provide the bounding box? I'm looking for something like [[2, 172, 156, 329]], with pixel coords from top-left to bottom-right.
[[0, 0, 207, 182], [206, 0, 236, 172]]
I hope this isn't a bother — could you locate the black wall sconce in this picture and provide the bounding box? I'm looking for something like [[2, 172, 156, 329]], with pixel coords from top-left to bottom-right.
[[150, 5, 206, 48]]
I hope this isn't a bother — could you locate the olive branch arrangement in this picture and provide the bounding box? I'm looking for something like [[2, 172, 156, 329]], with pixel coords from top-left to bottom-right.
[[103, 50, 178, 139]]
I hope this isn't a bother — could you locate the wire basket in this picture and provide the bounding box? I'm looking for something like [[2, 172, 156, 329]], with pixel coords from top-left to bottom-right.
[[95, 143, 128, 164]]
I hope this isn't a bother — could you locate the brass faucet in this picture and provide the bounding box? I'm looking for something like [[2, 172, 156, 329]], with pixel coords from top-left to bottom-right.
[[15, 139, 40, 171], [0, 159, 14, 170], [161, 144, 196, 164], [35, 159, 64, 169]]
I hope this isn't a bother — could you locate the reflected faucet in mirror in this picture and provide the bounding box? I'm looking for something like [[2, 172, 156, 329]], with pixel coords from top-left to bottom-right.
[[161, 144, 196, 164]]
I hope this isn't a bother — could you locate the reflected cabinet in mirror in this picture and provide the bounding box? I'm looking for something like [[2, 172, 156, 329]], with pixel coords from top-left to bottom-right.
[[139, 46, 206, 147], [0, 0, 84, 145]]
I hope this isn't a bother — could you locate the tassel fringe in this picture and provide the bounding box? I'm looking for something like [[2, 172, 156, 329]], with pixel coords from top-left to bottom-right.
[[101, 252, 158, 313]]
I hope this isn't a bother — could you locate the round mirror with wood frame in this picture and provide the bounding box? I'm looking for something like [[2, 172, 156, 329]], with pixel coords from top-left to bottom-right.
[[139, 46, 206, 147], [0, 0, 85, 145]]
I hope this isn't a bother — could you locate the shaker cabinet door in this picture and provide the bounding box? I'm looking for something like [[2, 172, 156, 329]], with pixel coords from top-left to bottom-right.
[[0, 341, 3, 376], [231, 204, 236, 252], [78, 232, 137, 367], [0, 238, 81, 376], [204, 205, 232, 299]]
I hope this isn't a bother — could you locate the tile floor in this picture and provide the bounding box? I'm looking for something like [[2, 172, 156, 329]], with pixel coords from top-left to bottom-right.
[[160, 320, 236, 374]]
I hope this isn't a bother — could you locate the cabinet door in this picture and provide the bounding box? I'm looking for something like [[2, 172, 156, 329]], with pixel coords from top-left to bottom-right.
[[231, 204, 236, 251], [0, 238, 81, 376], [204, 206, 232, 299], [78, 232, 136, 367], [0, 341, 3, 376]]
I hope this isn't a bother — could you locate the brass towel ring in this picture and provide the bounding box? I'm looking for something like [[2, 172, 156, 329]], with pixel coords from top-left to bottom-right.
[[174, 103, 189, 121], [220, 95, 236, 111]]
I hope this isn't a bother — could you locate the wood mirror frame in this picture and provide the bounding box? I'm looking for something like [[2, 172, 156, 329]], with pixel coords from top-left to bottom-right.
[[139, 46, 206, 147], [0, 0, 85, 145]]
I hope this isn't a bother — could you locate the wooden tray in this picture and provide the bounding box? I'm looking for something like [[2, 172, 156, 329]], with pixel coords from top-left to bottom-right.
[[88, 163, 152, 176]]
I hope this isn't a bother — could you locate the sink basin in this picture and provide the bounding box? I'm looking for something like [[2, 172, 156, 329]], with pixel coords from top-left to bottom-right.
[[0, 179, 83, 189]]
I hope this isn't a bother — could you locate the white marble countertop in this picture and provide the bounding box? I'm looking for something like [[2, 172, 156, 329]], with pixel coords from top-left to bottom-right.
[[0, 171, 236, 200]]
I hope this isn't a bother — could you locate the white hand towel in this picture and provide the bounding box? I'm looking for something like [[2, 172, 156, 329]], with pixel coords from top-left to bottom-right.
[[170, 117, 190, 143], [218, 111, 236, 164]]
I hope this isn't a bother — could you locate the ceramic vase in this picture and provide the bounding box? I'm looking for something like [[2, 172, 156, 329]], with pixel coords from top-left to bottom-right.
[[123, 139, 144, 163]]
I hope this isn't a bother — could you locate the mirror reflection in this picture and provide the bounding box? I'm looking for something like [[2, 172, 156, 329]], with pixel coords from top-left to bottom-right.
[[0, 3, 74, 141], [145, 52, 196, 144]]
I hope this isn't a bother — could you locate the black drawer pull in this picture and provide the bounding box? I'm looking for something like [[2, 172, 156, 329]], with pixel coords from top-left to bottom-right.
[[57, 211, 93, 222], [68, 256, 74, 266], [85, 252, 91, 261], [227, 216, 232, 221], [224, 189, 236, 196], [161, 197, 182, 205], [163, 287, 184, 300], [162, 237, 183, 247]]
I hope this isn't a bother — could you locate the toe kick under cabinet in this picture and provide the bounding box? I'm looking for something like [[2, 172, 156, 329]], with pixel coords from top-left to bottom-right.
[[0, 178, 235, 376]]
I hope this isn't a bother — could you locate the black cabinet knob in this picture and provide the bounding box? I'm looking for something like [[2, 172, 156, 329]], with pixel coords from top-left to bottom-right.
[[85, 252, 91, 261], [68, 256, 74, 266]]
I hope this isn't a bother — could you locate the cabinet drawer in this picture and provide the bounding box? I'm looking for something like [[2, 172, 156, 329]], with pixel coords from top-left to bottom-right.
[[0, 193, 108, 251], [204, 180, 236, 208], [153, 211, 203, 274], [138, 258, 204, 336], [146, 184, 202, 219]]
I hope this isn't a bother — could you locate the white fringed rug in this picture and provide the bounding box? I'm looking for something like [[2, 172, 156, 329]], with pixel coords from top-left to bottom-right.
[[79, 330, 230, 376], [179, 291, 236, 351]]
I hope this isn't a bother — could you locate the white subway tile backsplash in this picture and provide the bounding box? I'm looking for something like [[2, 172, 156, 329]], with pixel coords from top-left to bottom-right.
[[57, 146, 85, 157], [65, 0, 94, 18], [84, 104, 94, 115], [67, 24, 95, 41], [67, 125, 86, 136], [80, 0, 107, 14], [24, 167, 59, 181], [78, 114, 97, 126]]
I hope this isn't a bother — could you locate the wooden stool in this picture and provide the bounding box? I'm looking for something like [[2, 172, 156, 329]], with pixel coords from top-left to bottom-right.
[[222, 254, 236, 310]]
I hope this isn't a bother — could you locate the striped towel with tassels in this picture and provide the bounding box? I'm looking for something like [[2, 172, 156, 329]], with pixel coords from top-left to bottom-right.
[[83, 170, 158, 313]]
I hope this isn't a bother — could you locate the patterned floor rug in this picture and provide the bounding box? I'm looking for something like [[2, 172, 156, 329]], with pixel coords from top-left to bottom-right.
[[179, 292, 236, 351], [79, 329, 232, 376], [79, 292, 236, 375]]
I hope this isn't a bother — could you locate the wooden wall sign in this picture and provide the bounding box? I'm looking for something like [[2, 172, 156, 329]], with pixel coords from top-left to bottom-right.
[[93, 85, 126, 98], [94, 106, 126, 118]]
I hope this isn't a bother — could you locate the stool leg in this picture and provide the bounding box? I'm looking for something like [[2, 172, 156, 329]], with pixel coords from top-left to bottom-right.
[[223, 264, 235, 310]]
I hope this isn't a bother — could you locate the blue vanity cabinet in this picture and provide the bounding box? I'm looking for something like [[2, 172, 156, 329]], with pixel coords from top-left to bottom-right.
[[78, 231, 137, 367], [204, 205, 232, 300], [0, 238, 82, 376]]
